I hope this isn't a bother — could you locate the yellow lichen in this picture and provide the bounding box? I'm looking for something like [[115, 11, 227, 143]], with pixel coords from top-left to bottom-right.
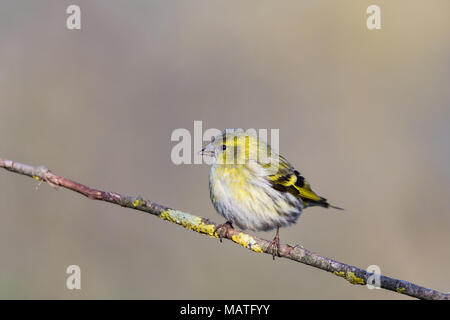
[[333, 271, 346, 278], [396, 287, 406, 294], [158, 209, 265, 251], [346, 271, 365, 285], [32, 176, 42, 181], [334, 271, 365, 285], [159, 209, 218, 238], [232, 234, 248, 247], [133, 199, 140, 207], [231, 232, 263, 253]]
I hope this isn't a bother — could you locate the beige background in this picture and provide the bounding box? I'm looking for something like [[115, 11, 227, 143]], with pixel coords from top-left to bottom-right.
[[0, 1, 449, 299]]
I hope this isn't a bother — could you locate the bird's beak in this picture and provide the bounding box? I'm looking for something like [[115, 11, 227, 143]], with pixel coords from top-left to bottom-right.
[[199, 144, 215, 157]]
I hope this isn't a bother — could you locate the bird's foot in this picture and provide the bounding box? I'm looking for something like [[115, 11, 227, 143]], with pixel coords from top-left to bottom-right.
[[214, 221, 233, 242], [268, 229, 281, 260]]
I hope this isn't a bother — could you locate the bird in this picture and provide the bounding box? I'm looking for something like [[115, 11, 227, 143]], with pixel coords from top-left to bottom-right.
[[200, 128, 342, 258]]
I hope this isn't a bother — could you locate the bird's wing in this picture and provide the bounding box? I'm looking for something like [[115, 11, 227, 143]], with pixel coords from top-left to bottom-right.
[[266, 155, 329, 207]]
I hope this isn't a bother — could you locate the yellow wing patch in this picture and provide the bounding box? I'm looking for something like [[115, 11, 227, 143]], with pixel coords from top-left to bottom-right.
[[266, 156, 327, 207], [294, 181, 323, 203]]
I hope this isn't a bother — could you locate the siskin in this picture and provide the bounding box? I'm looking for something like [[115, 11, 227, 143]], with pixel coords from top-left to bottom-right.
[[200, 128, 342, 258]]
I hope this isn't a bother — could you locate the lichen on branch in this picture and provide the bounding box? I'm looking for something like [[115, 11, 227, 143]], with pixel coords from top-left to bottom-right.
[[0, 157, 448, 300]]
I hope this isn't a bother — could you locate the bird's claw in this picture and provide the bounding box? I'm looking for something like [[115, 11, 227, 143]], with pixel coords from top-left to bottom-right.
[[214, 221, 233, 242], [268, 236, 281, 260]]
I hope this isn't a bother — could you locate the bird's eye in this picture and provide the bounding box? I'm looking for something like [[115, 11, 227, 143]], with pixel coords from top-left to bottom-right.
[[222, 145, 227, 151]]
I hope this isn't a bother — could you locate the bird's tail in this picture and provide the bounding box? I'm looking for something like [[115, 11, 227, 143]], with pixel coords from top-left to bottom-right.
[[327, 203, 344, 210], [320, 197, 344, 210], [303, 197, 344, 210]]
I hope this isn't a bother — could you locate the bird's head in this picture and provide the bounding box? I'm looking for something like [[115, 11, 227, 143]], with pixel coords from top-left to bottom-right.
[[200, 129, 278, 170]]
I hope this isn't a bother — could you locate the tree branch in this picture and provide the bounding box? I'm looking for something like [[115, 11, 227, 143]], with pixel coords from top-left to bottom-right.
[[0, 157, 448, 300]]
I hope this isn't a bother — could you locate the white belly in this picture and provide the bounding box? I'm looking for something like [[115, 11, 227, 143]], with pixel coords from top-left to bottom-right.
[[209, 165, 302, 231]]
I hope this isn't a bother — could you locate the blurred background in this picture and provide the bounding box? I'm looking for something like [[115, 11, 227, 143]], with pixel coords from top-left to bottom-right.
[[0, 0, 449, 299]]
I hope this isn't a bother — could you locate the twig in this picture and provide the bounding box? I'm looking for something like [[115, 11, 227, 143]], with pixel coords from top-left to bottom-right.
[[0, 157, 448, 300]]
